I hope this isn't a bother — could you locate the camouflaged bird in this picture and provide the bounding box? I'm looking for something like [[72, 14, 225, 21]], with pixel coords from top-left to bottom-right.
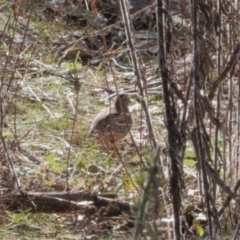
[[89, 94, 132, 144]]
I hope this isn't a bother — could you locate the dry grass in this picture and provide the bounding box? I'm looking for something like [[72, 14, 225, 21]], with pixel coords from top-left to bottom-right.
[[0, 0, 240, 239]]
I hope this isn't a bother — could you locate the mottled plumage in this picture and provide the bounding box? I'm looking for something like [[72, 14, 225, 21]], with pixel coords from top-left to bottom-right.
[[89, 94, 132, 144]]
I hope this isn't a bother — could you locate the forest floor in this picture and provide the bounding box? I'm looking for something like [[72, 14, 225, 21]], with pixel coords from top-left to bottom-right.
[[0, 1, 171, 239], [1, 0, 235, 239]]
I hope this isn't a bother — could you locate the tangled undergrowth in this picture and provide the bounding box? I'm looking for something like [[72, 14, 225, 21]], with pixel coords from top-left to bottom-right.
[[0, 0, 240, 239]]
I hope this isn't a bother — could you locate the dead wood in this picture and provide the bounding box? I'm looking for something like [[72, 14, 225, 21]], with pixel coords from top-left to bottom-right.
[[0, 190, 131, 214]]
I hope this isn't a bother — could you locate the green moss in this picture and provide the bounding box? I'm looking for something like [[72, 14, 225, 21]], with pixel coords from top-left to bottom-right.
[[45, 153, 66, 174], [41, 116, 72, 131], [61, 62, 82, 70]]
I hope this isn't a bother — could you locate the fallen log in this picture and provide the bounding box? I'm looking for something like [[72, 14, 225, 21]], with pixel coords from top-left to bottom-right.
[[0, 189, 131, 215]]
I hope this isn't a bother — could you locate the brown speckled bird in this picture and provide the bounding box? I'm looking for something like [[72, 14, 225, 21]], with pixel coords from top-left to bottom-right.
[[89, 94, 132, 145]]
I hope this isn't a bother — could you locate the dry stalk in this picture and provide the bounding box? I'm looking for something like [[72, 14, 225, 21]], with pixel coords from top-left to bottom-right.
[[119, 0, 157, 149], [156, 0, 183, 239]]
